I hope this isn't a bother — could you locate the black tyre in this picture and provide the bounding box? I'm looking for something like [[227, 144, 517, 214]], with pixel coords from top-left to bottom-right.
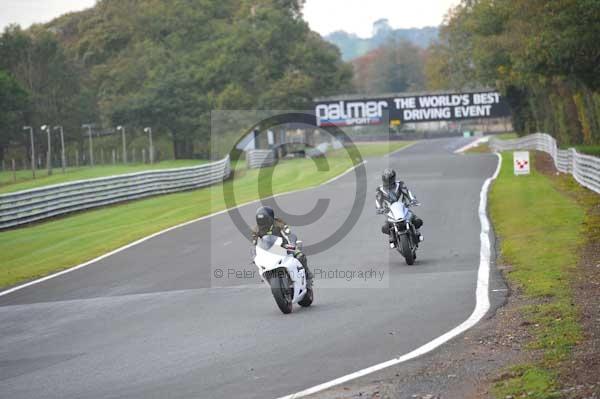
[[270, 272, 293, 314], [399, 234, 415, 265], [298, 288, 313, 307]]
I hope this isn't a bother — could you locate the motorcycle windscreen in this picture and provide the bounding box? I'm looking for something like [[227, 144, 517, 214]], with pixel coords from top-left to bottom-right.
[[255, 235, 287, 268], [389, 202, 406, 221], [256, 234, 283, 251]]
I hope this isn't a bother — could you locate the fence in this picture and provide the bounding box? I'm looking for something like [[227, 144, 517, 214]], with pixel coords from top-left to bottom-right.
[[0, 157, 231, 230], [490, 133, 600, 194], [246, 149, 277, 169]]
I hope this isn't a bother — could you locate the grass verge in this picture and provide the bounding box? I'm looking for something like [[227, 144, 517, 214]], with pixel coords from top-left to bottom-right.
[[0, 160, 206, 194], [489, 152, 592, 399], [0, 142, 411, 289]]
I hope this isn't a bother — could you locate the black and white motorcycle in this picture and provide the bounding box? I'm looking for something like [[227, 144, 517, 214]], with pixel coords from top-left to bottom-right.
[[382, 199, 421, 265], [253, 235, 313, 314]]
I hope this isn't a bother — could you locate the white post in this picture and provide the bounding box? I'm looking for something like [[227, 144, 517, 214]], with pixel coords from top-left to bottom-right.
[[42, 125, 52, 176], [117, 126, 127, 164]]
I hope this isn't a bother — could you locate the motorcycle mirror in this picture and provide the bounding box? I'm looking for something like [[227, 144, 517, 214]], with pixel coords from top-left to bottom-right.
[[296, 240, 303, 251]]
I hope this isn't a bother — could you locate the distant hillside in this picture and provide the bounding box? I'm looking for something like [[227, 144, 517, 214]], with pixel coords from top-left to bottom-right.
[[325, 19, 439, 61]]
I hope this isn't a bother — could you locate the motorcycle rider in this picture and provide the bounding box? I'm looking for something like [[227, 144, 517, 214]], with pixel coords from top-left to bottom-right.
[[375, 168, 424, 248], [251, 206, 313, 287]]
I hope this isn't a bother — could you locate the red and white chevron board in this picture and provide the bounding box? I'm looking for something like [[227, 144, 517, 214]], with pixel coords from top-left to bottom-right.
[[513, 151, 530, 175]]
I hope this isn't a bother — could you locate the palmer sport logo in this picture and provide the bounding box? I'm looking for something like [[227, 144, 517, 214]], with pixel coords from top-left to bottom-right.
[[315, 100, 388, 127]]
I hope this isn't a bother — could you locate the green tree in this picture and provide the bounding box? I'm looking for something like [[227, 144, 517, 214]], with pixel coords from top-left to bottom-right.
[[0, 25, 86, 149], [424, 0, 600, 145], [1, 0, 353, 160], [0, 70, 29, 164], [353, 39, 425, 94]]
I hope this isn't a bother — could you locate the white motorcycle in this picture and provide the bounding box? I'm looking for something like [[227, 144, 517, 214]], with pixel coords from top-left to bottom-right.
[[384, 200, 421, 265], [253, 235, 313, 314]]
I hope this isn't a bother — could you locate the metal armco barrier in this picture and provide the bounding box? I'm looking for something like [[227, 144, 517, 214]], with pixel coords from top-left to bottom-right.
[[0, 157, 231, 229], [490, 133, 600, 194], [247, 149, 276, 169]]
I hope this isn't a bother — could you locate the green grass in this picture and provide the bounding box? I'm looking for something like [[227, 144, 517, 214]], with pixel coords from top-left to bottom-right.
[[489, 152, 585, 398], [0, 142, 412, 194], [0, 160, 205, 194], [571, 145, 600, 157], [493, 365, 558, 399], [341, 141, 411, 158], [0, 142, 411, 289]]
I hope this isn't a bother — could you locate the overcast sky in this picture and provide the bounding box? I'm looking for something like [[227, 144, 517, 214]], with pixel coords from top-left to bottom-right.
[[303, 0, 459, 37], [0, 0, 459, 37]]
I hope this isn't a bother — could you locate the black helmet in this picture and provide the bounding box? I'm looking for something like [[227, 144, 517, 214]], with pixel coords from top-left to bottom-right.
[[382, 168, 396, 188], [256, 206, 275, 231]]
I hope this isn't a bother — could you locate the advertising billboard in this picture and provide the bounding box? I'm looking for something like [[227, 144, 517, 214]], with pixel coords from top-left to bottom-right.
[[314, 90, 511, 127]]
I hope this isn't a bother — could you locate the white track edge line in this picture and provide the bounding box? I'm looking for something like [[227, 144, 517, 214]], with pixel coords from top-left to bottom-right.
[[454, 136, 491, 154], [388, 141, 417, 156], [278, 152, 503, 399], [0, 143, 418, 298]]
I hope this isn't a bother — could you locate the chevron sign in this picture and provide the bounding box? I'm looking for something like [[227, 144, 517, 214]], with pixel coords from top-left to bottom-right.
[[514, 151, 530, 175]]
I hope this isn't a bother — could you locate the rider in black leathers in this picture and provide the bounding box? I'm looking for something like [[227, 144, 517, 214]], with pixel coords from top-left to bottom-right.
[[251, 206, 313, 287], [375, 168, 423, 247]]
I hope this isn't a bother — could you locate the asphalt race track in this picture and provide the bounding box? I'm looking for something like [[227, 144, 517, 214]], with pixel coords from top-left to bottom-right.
[[0, 137, 502, 399]]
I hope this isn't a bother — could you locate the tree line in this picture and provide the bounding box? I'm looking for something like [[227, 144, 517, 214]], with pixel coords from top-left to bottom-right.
[[352, 38, 426, 95], [3, 0, 597, 167], [0, 0, 352, 165], [424, 0, 600, 145]]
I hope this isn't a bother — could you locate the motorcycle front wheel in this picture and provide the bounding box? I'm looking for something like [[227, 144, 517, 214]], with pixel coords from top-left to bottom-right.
[[399, 234, 415, 265], [270, 272, 293, 314], [298, 288, 313, 307]]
